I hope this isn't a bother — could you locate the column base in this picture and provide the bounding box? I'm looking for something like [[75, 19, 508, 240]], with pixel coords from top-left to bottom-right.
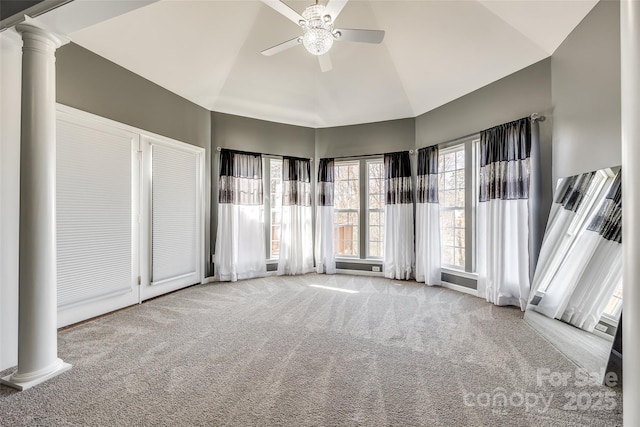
[[0, 359, 72, 391]]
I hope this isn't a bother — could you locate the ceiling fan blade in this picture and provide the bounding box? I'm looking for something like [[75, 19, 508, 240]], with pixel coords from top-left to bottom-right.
[[324, 0, 348, 22], [318, 53, 332, 73], [335, 28, 385, 44], [261, 0, 304, 26], [261, 37, 301, 56]]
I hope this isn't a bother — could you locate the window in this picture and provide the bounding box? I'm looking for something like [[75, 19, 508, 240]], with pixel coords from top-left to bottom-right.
[[439, 146, 466, 269], [436, 138, 477, 274], [332, 157, 385, 260], [334, 161, 360, 256], [536, 169, 613, 294], [603, 282, 623, 321], [268, 158, 283, 259], [367, 160, 384, 258]]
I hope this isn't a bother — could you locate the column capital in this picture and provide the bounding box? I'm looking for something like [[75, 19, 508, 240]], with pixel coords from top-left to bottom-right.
[[15, 16, 69, 49]]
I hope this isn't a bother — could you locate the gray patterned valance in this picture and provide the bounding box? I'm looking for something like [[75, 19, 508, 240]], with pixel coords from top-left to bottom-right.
[[555, 172, 596, 212], [218, 149, 263, 205], [479, 118, 531, 202], [384, 151, 413, 205], [317, 158, 334, 207], [587, 171, 622, 243], [416, 146, 438, 204], [283, 157, 311, 207]]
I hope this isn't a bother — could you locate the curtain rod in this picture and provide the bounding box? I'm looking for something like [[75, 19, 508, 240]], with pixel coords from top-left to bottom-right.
[[216, 146, 313, 162], [418, 112, 547, 152], [217, 113, 544, 161], [331, 149, 415, 161], [530, 113, 546, 122]]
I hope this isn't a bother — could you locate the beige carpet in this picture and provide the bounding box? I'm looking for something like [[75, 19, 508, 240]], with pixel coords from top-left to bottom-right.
[[0, 274, 622, 426]]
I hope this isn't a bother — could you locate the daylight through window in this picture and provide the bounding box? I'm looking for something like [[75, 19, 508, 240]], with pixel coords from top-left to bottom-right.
[[439, 146, 466, 269], [334, 161, 360, 256], [269, 158, 283, 259], [367, 160, 385, 258]]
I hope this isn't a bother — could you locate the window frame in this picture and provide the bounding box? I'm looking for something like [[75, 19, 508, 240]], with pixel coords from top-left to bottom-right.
[[365, 158, 385, 259], [331, 157, 387, 261], [438, 145, 466, 270], [333, 160, 362, 258], [601, 282, 623, 323], [264, 156, 283, 261], [535, 168, 616, 294], [438, 136, 478, 275]]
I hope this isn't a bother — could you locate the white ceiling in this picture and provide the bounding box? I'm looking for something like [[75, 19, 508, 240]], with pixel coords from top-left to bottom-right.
[[66, 0, 598, 128]]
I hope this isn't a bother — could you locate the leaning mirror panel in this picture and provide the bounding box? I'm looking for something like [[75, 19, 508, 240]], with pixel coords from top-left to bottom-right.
[[524, 166, 621, 384]]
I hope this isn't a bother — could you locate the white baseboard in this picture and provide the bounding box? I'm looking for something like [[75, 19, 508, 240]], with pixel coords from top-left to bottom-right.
[[441, 281, 479, 297]]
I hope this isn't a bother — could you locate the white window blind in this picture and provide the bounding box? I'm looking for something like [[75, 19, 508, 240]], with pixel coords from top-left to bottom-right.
[[151, 144, 198, 283], [57, 119, 134, 307]]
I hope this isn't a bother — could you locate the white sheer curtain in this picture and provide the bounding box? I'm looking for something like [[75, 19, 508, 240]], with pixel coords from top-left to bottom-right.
[[561, 238, 622, 331], [215, 150, 266, 282], [530, 171, 599, 309], [278, 157, 314, 275], [532, 173, 598, 293], [536, 172, 622, 331], [383, 151, 414, 280], [315, 158, 336, 274], [415, 146, 441, 286], [477, 118, 533, 310]]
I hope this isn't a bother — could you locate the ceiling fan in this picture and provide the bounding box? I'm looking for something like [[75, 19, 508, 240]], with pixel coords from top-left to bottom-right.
[[260, 0, 385, 72]]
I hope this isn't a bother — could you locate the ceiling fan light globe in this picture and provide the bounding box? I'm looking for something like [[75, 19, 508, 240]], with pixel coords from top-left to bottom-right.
[[303, 28, 334, 55]]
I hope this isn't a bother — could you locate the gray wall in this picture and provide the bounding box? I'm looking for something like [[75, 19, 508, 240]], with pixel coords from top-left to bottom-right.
[[57, 43, 211, 150], [416, 58, 554, 288], [56, 42, 212, 275], [415, 59, 553, 151], [56, 8, 621, 282], [212, 112, 315, 158], [0, 0, 45, 21], [210, 112, 316, 263], [551, 0, 621, 182], [315, 118, 415, 159]]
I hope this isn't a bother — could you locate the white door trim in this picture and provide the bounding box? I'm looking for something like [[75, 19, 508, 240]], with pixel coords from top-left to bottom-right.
[[55, 103, 206, 322]]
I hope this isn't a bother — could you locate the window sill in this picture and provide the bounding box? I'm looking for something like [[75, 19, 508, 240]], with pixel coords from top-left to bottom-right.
[[600, 314, 620, 327], [441, 267, 477, 280]]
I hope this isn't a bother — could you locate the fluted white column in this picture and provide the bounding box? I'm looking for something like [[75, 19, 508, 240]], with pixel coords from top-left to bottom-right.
[[622, 2, 640, 425], [0, 22, 71, 391]]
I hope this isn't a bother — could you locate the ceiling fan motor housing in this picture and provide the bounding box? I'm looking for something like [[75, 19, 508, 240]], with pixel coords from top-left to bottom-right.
[[302, 4, 330, 28]]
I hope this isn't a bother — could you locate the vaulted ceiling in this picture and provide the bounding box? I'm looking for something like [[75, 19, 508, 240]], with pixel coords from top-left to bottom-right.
[[63, 0, 597, 128]]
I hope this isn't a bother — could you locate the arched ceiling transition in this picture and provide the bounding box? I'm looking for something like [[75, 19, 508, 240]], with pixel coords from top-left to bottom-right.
[[65, 0, 598, 128]]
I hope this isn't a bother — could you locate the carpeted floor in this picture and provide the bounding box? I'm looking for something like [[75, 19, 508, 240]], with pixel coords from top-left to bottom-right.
[[0, 274, 622, 426]]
